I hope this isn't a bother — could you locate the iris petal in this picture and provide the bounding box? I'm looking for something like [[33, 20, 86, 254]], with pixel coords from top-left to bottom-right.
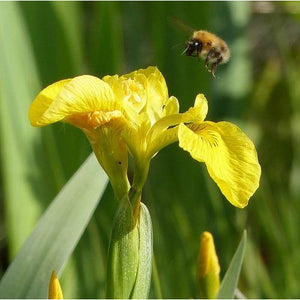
[[146, 94, 208, 153], [29, 79, 71, 126], [162, 96, 179, 117], [123, 66, 169, 122], [146, 126, 178, 159], [178, 121, 261, 208], [29, 75, 120, 126]]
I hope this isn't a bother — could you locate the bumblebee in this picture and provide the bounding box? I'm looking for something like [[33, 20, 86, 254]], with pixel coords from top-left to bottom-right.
[[183, 30, 230, 77]]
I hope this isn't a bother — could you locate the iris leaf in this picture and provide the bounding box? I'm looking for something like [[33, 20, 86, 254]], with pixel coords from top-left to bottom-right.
[[0, 1, 43, 256], [0, 153, 108, 299], [217, 231, 247, 299]]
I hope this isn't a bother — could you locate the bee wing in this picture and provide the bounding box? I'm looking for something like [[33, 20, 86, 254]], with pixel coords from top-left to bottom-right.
[[168, 16, 195, 35], [171, 42, 186, 51]]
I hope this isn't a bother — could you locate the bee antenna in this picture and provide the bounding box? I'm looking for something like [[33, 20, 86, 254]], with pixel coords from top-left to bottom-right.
[[182, 47, 188, 55]]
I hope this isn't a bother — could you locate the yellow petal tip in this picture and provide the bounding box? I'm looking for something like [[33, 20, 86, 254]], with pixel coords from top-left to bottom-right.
[[197, 231, 220, 299], [48, 270, 63, 299]]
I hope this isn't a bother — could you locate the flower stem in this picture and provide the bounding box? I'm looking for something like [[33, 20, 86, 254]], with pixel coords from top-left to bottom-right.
[[129, 158, 150, 209]]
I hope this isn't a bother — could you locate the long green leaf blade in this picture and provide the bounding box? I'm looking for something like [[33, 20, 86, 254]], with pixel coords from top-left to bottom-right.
[[217, 231, 247, 299], [0, 1, 43, 256], [0, 153, 108, 299]]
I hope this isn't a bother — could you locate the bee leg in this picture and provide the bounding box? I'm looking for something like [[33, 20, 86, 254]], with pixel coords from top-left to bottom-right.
[[204, 55, 211, 69], [211, 56, 223, 77], [205, 48, 217, 69]]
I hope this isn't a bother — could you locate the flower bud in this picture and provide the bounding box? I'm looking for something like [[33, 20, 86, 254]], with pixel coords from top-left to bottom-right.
[[48, 271, 63, 299], [106, 198, 153, 299], [197, 231, 220, 299]]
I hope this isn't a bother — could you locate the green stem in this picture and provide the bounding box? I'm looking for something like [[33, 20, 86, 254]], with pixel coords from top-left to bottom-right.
[[152, 253, 163, 299], [128, 158, 150, 208], [110, 175, 131, 202]]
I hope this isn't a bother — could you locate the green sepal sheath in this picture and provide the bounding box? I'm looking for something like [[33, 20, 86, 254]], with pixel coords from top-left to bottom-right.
[[106, 198, 153, 299], [131, 202, 153, 299]]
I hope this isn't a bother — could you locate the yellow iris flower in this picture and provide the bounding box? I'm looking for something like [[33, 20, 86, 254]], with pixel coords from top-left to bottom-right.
[[29, 66, 260, 208]]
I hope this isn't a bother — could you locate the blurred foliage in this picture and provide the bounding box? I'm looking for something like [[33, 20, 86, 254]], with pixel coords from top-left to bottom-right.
[[1, 1, 300, 298]]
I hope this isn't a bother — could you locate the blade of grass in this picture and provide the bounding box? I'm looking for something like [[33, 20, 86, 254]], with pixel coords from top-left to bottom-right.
[[217, 231, 247, 299], [152, 253, 163, 299], [51, 1, 84, 72], [0, 1, 44, 257], [0, 153, 108, 299], [87, 2, 124, 75]]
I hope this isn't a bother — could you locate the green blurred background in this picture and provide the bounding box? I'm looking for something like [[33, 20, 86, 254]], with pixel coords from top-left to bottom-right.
[[1, 1, 300, 298]]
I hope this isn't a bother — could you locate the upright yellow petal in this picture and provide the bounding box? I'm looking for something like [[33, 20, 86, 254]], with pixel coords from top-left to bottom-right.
[[145, 94, 208, 158], [124, 66, 168, 107], [48, 271, 63, 299], [123, 66, 169, 123], [104, 73, 146, 123], [162, 96, 179, 117], [102, 74, 125, 105], [193, 94, 208, 121], [178, 121, 261, 208], [144, 66, 169, 112]]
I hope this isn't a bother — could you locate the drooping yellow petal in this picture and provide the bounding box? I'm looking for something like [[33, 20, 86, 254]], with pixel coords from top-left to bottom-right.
[[48, 271, 63, 299], [178, 121, 261, 208], [29, 75, 121, 127], [197, 231, 220, 299], [29, 79, 71, 126]]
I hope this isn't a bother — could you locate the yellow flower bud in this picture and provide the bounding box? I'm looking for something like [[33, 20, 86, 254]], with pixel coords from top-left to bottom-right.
[[48, 271, 63, 299], [197, 231, 220, 299]]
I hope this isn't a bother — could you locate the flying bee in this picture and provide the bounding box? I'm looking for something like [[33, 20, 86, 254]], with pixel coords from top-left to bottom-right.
[[183, 30, 230, 77]]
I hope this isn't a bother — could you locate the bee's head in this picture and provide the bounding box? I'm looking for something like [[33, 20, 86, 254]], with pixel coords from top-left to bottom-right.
[[182, 38, 202, 56]]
